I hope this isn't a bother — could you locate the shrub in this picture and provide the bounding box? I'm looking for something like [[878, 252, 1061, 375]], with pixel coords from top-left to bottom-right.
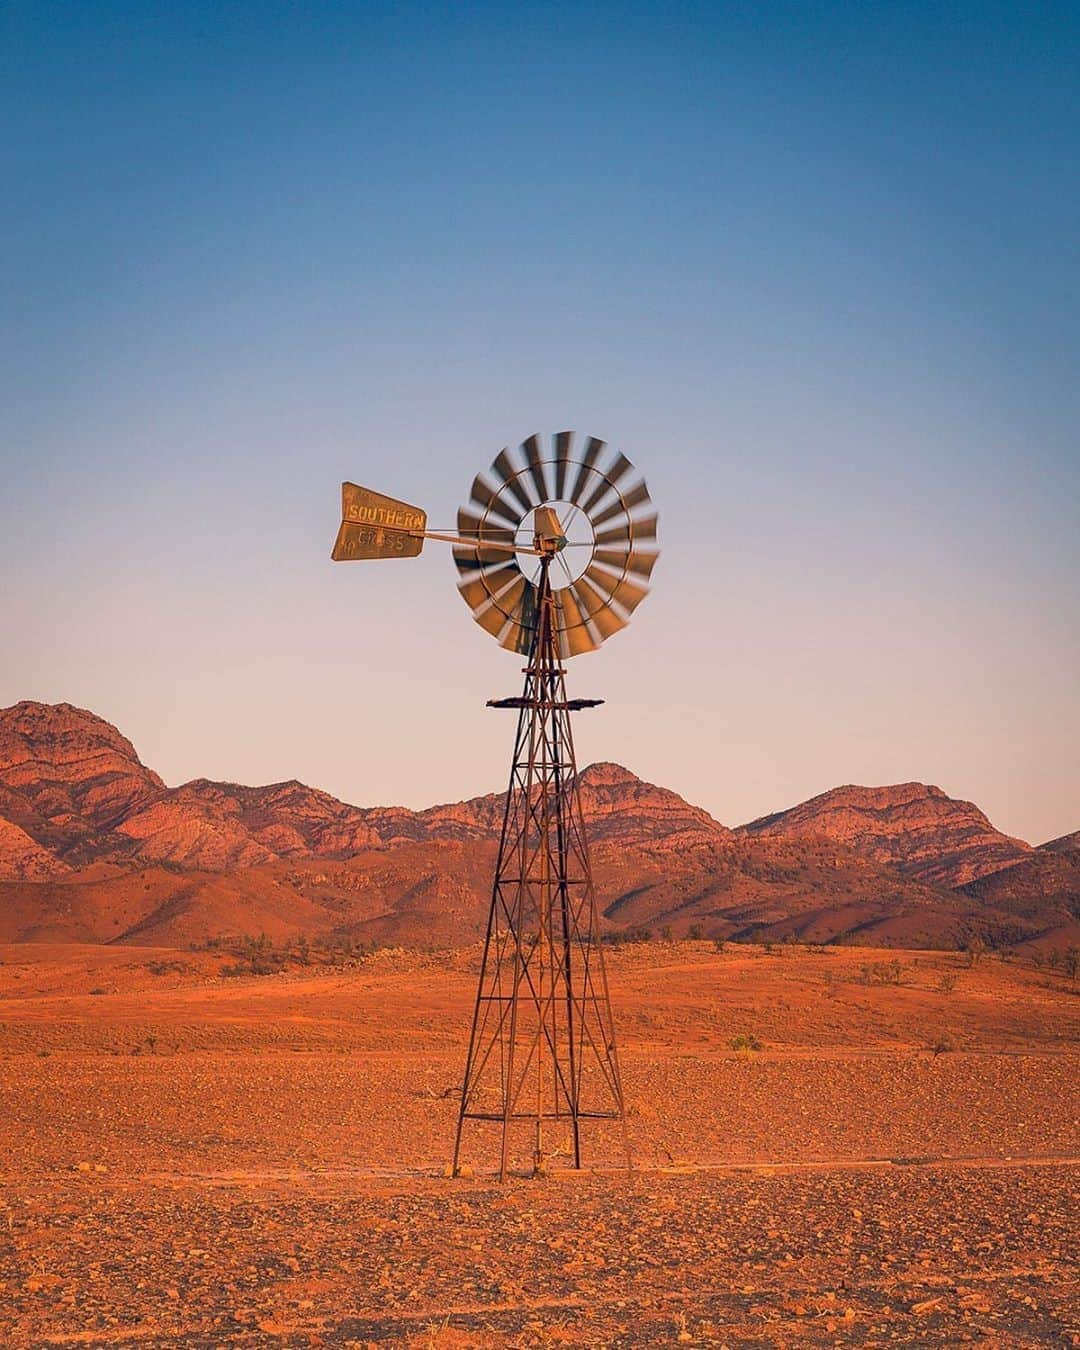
[[146, 959, 191, 976], [221, 951, 288, 977], [859, 959, 907, 987], [607, 926, 654, 945], [729, 1033, 762, 1053]]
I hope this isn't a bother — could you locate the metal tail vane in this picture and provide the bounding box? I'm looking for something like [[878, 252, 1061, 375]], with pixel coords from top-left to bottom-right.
[[331, 433, 660, 1178]]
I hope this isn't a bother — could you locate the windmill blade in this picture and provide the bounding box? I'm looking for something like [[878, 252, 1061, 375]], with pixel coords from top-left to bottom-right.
[[553, 584, 586, 631], [475, 601, 514, 641], [521, 434, 551, 505], [493, 448, 536, 515], [457, 566, 520, 613], [453, 507, 518, 577], [593, 548, 660, 580], [559, 624, 597, 659], [469, 472, 522, 529], [488, 574, 528, 621], [585, 562, 650, 614], [573, 571, 613, 617], [591, 479, 652, 529], [457, 507, 515, 548], [572, 576, 629, 640], [568, 437, 606, 505], [498, 580, 539, 654], [501, 622, 534, 655], [554, 588, 599, 657], [581, 451, 633, 516], [471, 575, 528, 640], [586, 601, 628, 641], [453, 546, 519, 577], [553, 431, 573, 499], [594, 513, 658, 548]]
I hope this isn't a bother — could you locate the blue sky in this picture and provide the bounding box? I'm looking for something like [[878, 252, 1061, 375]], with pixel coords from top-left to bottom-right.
[[2, 1, 1078, 842]]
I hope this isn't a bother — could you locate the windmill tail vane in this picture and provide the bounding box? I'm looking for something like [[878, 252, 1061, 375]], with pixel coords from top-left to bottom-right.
[[331, 432, 659, 1178], [331, 483, 548, 562]]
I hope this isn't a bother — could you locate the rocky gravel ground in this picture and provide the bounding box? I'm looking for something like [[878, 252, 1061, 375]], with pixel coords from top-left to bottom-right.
[[2, 1164, 1076, 1345], [2, 1049, 1078, 1177], [1, 944, 1077, 1344]]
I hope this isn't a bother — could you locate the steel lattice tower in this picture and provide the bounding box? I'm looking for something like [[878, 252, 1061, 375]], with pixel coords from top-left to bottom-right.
[[452, 558, 629, 1179]]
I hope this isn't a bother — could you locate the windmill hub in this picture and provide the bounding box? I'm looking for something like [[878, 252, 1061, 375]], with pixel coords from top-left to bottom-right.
[[531, 505, 566, 554], [511, 499, 592, 588]]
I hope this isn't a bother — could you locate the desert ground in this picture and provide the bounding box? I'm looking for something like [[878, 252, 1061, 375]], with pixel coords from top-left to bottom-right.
[[1, 941, 1077, 1346]]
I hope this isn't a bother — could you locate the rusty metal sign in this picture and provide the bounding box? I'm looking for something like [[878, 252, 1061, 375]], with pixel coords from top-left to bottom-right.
[[331, 483, 427, 561]]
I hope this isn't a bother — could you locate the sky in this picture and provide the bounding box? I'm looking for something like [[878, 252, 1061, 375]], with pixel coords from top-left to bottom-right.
[[2, 1, 1077, 845]]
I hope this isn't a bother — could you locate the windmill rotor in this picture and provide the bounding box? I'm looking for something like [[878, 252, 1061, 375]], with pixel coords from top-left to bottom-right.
[[452, 432, 660, 659]]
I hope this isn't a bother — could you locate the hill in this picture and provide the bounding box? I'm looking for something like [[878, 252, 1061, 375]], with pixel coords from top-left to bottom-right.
[[0, 701, 1074, 951], [960, 849, 1080, 953], [1040, 830, 1080, 855], [736, 782, 1032, 887]]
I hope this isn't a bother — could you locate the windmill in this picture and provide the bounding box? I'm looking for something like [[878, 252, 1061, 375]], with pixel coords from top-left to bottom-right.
[[332, 433, 659, 1178]]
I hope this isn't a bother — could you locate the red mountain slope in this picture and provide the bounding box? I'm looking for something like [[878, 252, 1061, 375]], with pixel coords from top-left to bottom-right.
[[737, 782, 1031, 888], [415, 762, 729, 849], [960, 850, 1080, 950], [0, 704, 728, 875], [116, 779, 385, 868], [2, 700, 1071, 952], [0, 817, 70, 881], [1040, 831, 1080, 855], [0, 702, 162, 866]]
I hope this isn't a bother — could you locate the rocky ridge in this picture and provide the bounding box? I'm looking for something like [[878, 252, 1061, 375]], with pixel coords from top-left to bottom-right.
[[961, 848, 1080, 932], [1040, 830, 1080, 855], [0, 702, 1074, 952], [0, 702, 164, 866], [0, 703, 728, 877], [737, 782, 1033, 888]]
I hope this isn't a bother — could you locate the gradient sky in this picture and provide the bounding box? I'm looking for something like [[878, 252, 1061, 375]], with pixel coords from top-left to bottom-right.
[[2, 1, 1077, 844]]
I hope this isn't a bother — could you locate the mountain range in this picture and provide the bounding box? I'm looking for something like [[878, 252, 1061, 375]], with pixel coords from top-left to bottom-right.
[[0, 701, 1076, 952]]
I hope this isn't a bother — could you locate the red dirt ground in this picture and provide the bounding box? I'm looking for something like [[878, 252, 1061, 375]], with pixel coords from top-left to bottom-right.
[[1, 942, 1077, 1345]]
